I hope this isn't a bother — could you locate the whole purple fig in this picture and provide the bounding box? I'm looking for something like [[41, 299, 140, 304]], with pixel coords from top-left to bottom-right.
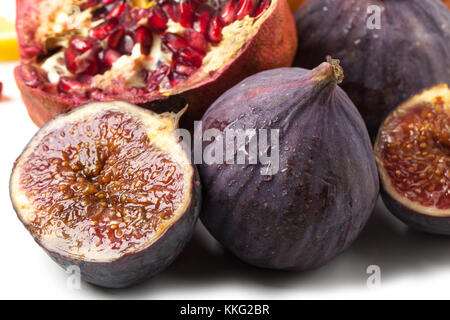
[[196, 59, 379, 270], [293, 0, 450, 139]]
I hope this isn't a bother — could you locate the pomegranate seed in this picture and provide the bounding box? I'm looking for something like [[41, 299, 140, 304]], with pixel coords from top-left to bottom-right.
[[0, 81, 3, 99], [236, 0, 255, 20], [107, 28, 125, 49], [162, 33, 189, 52], [81, 0, 99, 10], [107, 3, 126, 19], [161, 1, 178, 22], [119, 34, 135, 55], [168, 71, 187, 87], [177, 47, 204, 67], [183, 29, 207, 53], [58, 77, 82, 93], [173, 62, 197, 76], [102, 49, 121, 67], [252, 0, 270, 19], [207, 16, 223, 44], [69, 37, 96, 53], [131, 8, 148, 22], [102, 0, 115, 4], [220, 0, 236, 25], [178, 0, 195, 28], [135, 27, 153, 55], [147, 7, 168, 33], [147, 64, 169, 89], [194, 8, 211, 35], [65, 47, 101, 76], [89, 18, 119, 40]]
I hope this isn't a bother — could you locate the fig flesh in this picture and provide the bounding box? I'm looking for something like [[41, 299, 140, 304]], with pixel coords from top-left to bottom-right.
[[15, 0, 297, 127], [375, 84, 450, 235], [196, 59, 379, 270], [10, 101, 201, 288], [293, 0, 450, 139]]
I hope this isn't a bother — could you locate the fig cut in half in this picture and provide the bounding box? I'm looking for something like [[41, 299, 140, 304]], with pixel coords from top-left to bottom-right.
[[15, 0, 297, 127], [10, 101, 200, 288], [375, 84, 450, 235]]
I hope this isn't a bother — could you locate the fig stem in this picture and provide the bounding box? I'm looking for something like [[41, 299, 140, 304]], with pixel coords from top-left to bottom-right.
[[326, 56, 344, 85]]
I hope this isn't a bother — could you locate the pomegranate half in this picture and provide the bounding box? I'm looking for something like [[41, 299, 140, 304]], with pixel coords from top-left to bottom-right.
[[10, 101, 201, 288], [15, 0, 297, 127]]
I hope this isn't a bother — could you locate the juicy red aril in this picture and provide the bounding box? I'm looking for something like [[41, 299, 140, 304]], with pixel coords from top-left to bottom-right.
[[179, 0, 195, 28], [102, 0, 116, 4], [252, 0, 270, 19], [107, 3, 126, 19], [107, 28, 125, 49], [147, 7, 168, 33], [147, 64, 169, 89], [168, 72, 187, 87], [81, 0, 99, 10], [89, 18, 119, 40], [207, 16, 223, 44], [131, 8, 148, 22], [102, 49, 121, 67], [58, 77, 82, 93], [220, 0, 236, 26], [161, 1, 179, 22], [65, 47, 101, 76], [69, 37, 95, 54], [173, 62, 197, 76], [135, 27, 153, 55], [194, 8, 211, 35], [119, 34, 135, 55], [236, 0, 255, 20], [177, 47, 204, 67], [0, 81, 3, 99], [183, 29, 207, 53], [162, 33, 189, 52]]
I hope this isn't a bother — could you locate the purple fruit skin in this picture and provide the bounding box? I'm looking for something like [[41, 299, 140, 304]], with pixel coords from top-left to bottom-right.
[[10, 107, 202, 289], [381, 189, 450, 236], [197, 66, 379, 270], [293, 0, 450, 139]]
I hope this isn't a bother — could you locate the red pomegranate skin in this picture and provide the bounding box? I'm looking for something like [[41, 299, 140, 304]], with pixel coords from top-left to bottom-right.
[[15, 0, 297, 127]]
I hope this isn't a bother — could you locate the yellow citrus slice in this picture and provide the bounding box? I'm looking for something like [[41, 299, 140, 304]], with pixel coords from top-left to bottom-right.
[[0, 17, 19, 61]]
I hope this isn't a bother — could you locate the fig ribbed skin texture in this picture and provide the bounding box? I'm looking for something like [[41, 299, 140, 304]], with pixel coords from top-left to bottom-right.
[[293, 0, 450, 139], [196, 61, 379, 270]]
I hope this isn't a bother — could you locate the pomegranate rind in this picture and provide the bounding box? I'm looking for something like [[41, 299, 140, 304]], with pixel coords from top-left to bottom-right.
[[15, 0, 297, 127], [10, 101, 201, 288], [374, 84, 450, 232]]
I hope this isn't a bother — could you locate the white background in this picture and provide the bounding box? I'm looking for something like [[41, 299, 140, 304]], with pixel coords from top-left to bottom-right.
[[1, 1, 450, 300]]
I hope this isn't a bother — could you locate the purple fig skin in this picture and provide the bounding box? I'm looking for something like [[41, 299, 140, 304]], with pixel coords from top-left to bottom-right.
[[293, 0, 450, 139], [9, 104, 202, 289], [196, 61, 379, 271], [381, 189, 450, 236]]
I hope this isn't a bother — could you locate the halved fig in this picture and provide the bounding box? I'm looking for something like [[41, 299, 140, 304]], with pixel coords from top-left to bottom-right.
[[374, 84, 450, 235], [15, 0, 297, 127], [10, 101, 201, 288]]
